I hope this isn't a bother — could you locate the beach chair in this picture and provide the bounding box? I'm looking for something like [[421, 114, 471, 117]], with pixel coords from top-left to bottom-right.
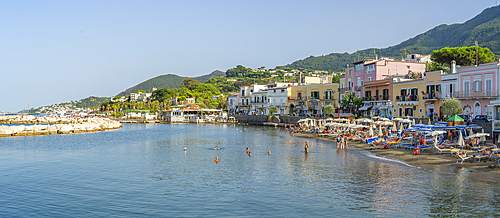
[[434, 145, 454, 155], [453, 153, 472, 164], [472, 153, 490, 162], [365, 137, 378, 144]]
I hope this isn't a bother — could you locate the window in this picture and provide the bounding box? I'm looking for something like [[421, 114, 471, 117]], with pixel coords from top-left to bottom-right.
[[419, 108, 423, 113], [399, 107, 403, 116], [365, 91, 371, 98], [349, 69, 353, 75], [367, 77, 372, 82], [298, 102, 305, 106], [355, 64, 364, 71], [311, 91, 319, 99], [473, 80, 482, 92], [274, 90, 276, 93], [365, 64, 375, 72], [357, 77, 361, 86], [281, 89, 285, 93], [341, 82, 344, 88], [486, 80, 492, 96], [436, 85, 441, 92], [464, 81, 470, 97], [310, 102, 319, 107], [361, 80, 364, 86]]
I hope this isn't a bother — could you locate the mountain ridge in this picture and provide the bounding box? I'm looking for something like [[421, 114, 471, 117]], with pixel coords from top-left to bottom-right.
[[285, 5, 500, 71]]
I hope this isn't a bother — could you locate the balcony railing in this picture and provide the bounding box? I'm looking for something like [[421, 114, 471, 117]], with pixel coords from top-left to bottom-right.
[[453, 90, 496, 99], [323, 96, 335, 100], [363, 95, 389, 101], [289, 97, 308, 101], [338, 88, 345, 92], [355, 86, 362, 91], [396, 95, 419, 102]]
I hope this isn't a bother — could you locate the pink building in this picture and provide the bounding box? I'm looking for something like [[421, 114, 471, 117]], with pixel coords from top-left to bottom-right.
[[456, 62, 500, 117], [344, 59, 426, 98]]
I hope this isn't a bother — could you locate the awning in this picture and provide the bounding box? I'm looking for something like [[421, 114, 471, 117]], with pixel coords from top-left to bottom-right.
[[359, 105, 372, 111]]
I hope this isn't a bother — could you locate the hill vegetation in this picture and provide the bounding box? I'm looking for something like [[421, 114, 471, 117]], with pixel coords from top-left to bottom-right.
[[117, 70, 225, 96], [285, 5, 500, 71]]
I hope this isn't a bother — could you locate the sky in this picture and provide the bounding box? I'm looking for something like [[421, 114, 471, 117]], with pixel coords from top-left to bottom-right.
[[0, 0, 497, 112]]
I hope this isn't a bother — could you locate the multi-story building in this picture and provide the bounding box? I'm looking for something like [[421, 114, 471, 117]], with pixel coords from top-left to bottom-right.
[[267, 86, 291, 115], [456, 62, 500, 117], [422, 70, 445, 121], [344, 59, 426, 98], [406, 53, 431, 63], [238, 85, 267, 114], [130, 91, 152, 102], [227, 93, 241, 114], [360, 75, 407, 117], [251, 90, 268, 115], [392, 79, 426, 118], [288, 83, 339, 116]]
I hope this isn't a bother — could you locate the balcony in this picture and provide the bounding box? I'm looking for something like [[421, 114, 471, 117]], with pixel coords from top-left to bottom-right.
[[363, 95, 389, 102], [396, 95, 419, 105], [323, 96, 334, 100], [453, 90, 496, 99], [355, 86, 362, 91], [288, 97, 308, 101], [422, 92, 442, 100], [310, 96, 320, 100], [338, 88, 345, 92]]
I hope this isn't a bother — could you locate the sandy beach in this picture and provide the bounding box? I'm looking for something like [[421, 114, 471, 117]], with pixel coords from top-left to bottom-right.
[[292, 132, 500, 180]]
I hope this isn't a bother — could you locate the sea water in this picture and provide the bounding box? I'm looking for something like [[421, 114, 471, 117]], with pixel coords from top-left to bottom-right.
[[0, 124, 499, 217]]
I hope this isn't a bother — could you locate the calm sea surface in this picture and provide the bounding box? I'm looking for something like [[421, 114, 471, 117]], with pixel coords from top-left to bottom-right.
[[1, 124, 499, 217]]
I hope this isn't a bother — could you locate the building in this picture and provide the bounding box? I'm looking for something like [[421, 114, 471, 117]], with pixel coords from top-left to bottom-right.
[[406, 54, 431, 63], [360, 75, 408, 117], [251, 89, 268, 115], [456, 62, 500, 117], [130, 92, 152, 102], [238, 85, 267, 114], [288, 83, 339, 116], [267, 86, 291, 115], [422, 70, 445, 121], [345, 59, 426, 98], [227, 93, 241, 115], [392, 79, 426, 118]]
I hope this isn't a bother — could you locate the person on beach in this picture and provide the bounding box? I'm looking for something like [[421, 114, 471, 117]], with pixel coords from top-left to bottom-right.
[[214, 157, 220, 163], [345, 137, 348, 149], [336, 136, 340, 149], [340, 137, 345, 149]]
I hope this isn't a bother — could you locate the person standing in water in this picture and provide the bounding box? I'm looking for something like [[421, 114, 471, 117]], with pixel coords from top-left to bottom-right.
[[214, 157, 219, 163], [305, 141, 309, 153]]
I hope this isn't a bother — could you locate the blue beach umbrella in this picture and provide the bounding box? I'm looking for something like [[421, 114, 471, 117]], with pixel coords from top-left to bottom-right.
[[465, 124, 482, 129]]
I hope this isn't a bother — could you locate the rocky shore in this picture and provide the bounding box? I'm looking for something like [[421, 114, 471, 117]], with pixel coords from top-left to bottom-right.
[[0, 116, 122, 137]]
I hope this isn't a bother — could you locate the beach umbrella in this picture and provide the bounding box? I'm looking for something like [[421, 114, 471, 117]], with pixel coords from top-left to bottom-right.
[[447, 114, 464, 122], [480, 129, 486, 142], [458, 131, 464, 147], [381, 121, 393, 126], [380, 117, 390, 121], [468, 128, 473, 136], [434, 136, 438, 146], [358, 118, 373, 123], [431, 130, 447, 136], [369, 125, 374, 136], [392, 117, 402, 121], [378, 126, 383, 137], [400, 119, 412, 123], [412, 119, 415, 126], [435, 122, 448, 126], [399, 123, 403, 133], [404, 128, 418, 132], [465, 133, 489, 140], [466, 124, 482, 128], [392, 122, 397, 132]]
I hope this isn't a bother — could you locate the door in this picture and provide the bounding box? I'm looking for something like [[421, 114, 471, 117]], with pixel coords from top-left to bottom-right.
[[474, 102, 481, 117], [464, 81, 470, 97]]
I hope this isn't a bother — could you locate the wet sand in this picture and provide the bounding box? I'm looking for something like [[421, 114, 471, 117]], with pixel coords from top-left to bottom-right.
[[292, 132, 500, 181]]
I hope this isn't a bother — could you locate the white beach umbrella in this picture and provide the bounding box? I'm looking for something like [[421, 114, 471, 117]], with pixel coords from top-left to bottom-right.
[[480, 129, 486, 142], [412, 119, 415, 126], [466, 133, 489, 140], [399, 123, 403, 133], [392, 117, 402, 121], [468, 128, 474, 136], [380, 121, 393, 126], [378, 126, 383, 137], [380, 117, 390, 121], [458, 131, 464, 147], [369, 125, 374, 136], [392, 122, 397, 132], [400, 119, 412, 123]]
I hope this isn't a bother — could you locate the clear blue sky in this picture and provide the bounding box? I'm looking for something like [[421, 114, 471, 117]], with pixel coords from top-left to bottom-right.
[[0, 0, 496, 112]]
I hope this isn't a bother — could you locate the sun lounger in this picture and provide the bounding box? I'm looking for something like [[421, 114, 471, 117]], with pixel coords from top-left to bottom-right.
[[434, 145, 454, 155], [472, 153, 490, 162], [453, 153, 472, 164], [365, 137, 378, 144]]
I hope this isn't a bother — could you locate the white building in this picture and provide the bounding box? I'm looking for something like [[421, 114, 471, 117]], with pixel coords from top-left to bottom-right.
[[130, 92, 152, 102], [251, 90, 268, 115], [267, 87, 289, 115]]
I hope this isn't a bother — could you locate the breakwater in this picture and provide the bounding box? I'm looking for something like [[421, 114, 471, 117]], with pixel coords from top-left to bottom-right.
[[0, 116, 122, 137]]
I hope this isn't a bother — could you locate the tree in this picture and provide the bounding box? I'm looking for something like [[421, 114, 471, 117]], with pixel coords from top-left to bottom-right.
[[323, 105, 335, 115], [353, 98, 363, 112], [340, 93, 355, 113], [441, 98, 463, 117], [431, 46, 495, 67], [269, 106, 278, 114], [181, 78, 201, 90]]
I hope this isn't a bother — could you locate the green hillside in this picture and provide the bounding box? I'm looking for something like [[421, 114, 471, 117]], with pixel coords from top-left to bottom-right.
[[117, 70, 225, 96], [286, 5, 500, 71]]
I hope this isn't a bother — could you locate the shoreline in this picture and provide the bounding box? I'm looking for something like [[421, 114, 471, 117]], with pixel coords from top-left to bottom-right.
[[291, 132, 500, 181]]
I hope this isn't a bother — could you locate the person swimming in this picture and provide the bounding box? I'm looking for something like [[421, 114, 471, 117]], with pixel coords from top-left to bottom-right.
[[214, 157, 219, 163], [248, 152, 252, 156], [246, 147, 249, 154], [214, 146, 219, 150], [268, 150, 271, 155], [184, 148, 187, 151]]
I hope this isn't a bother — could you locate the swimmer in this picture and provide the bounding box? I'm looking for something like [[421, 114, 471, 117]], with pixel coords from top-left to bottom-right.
[[246, 147, 249, 154], [248, 152, 252, 156], [268, 150, 271, 155], [184, 148, 187, 151], [214, 157, 219, 163], [214, 146, 219, 150]]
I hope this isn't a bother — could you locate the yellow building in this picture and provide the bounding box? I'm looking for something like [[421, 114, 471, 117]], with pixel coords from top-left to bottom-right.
[[392, 79, 426, 118], [423, 70, 444, 121], [288, 83, 339, 115]]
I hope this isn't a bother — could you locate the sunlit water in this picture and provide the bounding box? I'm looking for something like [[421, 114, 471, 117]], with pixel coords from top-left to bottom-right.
[[0, 124, 499, 217]]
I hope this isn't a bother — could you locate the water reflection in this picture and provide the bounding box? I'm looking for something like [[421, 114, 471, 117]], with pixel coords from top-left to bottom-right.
[[0, 124, 499, 217]]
